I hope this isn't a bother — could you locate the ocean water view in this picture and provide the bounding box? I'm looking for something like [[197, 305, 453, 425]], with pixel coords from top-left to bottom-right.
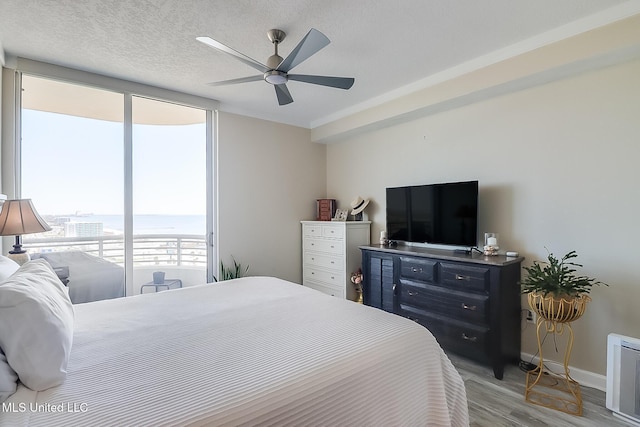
[[50, 214, 206, 235]]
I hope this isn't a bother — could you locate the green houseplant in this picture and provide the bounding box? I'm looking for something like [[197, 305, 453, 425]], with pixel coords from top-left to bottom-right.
[[214, 256, 249, 282], [521, 250, 607, 322]]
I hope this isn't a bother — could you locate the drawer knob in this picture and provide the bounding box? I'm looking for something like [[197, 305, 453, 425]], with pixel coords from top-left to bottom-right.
[[411, 267, 423, 273], [392, 283, 397, 295], [455, 274, 470, 281], [461, 303, 477, 311], [461, 333, 478, 342], [408, 290, 418, 297]]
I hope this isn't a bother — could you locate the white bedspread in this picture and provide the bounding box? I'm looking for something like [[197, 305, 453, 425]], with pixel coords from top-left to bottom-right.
[[1, 277, 468, 426]]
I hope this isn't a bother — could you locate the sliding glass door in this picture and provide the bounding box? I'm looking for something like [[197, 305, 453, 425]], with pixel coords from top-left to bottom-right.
[[131, 96, 207, 293], [18, 75, 214, 302]]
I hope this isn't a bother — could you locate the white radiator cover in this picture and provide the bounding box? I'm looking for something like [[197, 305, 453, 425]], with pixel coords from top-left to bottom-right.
[[607, 333, 640, 426]]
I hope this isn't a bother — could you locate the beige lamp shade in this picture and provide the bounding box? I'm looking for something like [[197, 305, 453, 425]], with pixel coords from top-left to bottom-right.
[[0, 199, 51, 236], [0, 199, 51, 264]]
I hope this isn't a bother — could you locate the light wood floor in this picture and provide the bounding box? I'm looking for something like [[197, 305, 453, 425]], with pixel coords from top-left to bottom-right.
[[447, 353, 633, 427]]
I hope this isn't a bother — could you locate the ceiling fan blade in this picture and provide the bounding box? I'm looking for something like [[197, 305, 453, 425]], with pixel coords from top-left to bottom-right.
[[277, 28, 330, 72], [274, 84, 294, 105], [206, 75, 263, 86], [288, 74, 355, 90], [197, 36, 270, 74]]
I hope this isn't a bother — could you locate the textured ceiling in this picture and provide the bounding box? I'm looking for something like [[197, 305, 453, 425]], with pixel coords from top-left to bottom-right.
[[0, 0, 633, 128]]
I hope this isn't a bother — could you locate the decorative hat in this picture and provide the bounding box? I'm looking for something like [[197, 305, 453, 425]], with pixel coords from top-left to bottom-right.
[[350, 196, 370, 215]]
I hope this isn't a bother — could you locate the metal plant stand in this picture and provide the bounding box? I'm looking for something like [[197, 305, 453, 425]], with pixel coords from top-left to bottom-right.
[[524, 293, 590, 416]]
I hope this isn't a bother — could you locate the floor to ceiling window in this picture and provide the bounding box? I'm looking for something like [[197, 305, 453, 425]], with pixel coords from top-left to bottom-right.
[[18, 73, 214, 302], [131, 96, 207, 293]]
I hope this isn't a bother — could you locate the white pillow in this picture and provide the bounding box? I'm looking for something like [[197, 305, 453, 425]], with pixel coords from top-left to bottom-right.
[[0, 350, 18, 402], [0, 259, 74, 391], [0, 255, 19, 281]]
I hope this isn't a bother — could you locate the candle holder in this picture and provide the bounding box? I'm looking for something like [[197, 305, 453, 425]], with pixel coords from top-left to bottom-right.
[[484, 232, 499, 256]]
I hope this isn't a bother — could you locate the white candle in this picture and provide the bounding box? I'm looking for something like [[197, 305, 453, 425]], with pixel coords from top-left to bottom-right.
[[487, 237, 498, 246]]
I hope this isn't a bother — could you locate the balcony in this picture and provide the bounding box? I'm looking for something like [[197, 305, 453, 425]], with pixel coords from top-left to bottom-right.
[[24, 234, 207, 301]]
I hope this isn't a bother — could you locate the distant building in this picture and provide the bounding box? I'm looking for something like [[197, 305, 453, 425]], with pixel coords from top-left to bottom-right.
[[64, 222, 104, 237]]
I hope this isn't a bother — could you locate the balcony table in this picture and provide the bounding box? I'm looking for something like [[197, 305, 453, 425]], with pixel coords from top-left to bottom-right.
[[140, 279, 182, 294]]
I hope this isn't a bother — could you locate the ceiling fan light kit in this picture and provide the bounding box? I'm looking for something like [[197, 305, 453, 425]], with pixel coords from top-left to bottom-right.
[[197, 28, 355, 105]]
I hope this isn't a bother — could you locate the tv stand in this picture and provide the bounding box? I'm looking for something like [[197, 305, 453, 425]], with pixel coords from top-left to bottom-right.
[[359, 244, 523, 379], [453, 248, 472, 255]]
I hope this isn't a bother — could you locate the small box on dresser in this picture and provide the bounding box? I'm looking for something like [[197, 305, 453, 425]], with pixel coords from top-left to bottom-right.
[[301, 221, 370, 300]]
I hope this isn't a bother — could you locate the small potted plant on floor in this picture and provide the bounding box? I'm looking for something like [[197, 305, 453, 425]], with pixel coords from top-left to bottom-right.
[[521, 250, 608, 323]]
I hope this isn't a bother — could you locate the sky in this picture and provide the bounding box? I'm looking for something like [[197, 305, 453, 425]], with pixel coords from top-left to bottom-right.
[[21, 109, 207, 217]]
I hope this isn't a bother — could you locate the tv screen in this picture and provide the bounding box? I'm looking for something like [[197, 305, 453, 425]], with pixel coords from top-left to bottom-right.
[[386, 181, 478, 247]]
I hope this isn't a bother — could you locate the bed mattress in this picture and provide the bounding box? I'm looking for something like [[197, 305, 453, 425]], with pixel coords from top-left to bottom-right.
[[1, 276, 468, 426]]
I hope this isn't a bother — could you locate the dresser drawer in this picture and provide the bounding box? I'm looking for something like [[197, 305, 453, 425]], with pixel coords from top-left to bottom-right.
[[304, 280, 345, 298], [322, 225, 344, 239], [402, 311, 490, 363], [303, 238, 343, 255], [304, 266, 343, 287], [399, 282, 488, 324], [304, 252, 344, 271], [399, 257, 437, 283], [440, 262, 490, 292], [303, 225, 323, 238]]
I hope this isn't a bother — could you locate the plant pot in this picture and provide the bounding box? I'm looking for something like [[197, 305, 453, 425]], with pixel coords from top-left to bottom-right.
[[528, 291, 590, 323]]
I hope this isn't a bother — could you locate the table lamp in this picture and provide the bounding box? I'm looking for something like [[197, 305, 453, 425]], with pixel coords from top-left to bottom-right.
[[0, 199, 51, 265]]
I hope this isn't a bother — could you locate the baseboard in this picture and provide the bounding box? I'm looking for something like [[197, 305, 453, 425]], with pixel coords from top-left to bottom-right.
[[521, 352, 606, 392]]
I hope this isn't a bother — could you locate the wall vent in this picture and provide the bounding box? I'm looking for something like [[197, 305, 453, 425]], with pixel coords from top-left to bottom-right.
[[607, 333, 640, 426]]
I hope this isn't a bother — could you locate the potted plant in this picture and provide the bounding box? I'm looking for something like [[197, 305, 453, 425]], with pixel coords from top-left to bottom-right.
[[213, 256, 249, 282], [521, 250, 607, 322]]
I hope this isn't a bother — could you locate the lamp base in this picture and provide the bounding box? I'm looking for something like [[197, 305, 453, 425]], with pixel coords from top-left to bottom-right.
[[7, 251, 30, 266]]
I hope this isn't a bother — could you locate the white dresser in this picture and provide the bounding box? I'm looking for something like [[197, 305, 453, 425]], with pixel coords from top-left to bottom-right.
[[301, 221, 371, 301]]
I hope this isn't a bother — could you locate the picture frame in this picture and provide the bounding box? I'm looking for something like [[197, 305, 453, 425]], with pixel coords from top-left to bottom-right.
[[332, 209, 348, 221]]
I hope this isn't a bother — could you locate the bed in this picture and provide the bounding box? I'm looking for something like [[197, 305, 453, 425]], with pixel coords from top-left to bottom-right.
[[0, 260, 469, 426], [31, 251, 125, 304]]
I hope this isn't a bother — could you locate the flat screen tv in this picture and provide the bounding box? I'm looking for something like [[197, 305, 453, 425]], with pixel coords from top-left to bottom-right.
[[386, 180, 478, 247]]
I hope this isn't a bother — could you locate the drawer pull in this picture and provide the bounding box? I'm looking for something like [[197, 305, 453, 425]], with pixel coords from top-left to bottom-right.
[[330, 261, 335, 264], [455, 274, 470, 281], [392, 283, 397, 295], [411, 267, 423, 273], [461, 333, 478, 342], [330, 245, 335, 249], [461, 303, 477, 311], [408, 290, 418, 297], [331, 276, 335, 280]]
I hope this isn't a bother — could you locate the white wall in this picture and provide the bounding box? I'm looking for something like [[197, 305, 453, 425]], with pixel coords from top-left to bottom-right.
[[325, 58, 640, 376], [217, 112, 326, 284]]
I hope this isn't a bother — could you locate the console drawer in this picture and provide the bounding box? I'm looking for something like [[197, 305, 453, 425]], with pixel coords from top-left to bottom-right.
[[440, 262, 490, 292], [402, 311, 490, 363], [399, 282, 489, 324], [399, 257, 437, 283]]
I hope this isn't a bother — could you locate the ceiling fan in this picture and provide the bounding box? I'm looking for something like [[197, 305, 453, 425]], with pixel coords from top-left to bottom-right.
[[196, 28, 354, 106]]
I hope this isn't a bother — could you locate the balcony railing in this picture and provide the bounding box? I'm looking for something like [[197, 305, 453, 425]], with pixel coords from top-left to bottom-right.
[[24, 234, 207, 266]]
